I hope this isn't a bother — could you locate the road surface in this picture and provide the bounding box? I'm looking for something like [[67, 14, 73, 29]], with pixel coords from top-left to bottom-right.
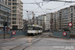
[[0, 32, 75, 50]]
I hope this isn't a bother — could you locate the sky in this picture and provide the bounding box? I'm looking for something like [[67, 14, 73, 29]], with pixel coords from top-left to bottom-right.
[[21, 0, 75, 20]]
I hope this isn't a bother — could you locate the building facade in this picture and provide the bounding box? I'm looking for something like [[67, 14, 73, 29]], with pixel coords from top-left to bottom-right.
[[70, 5, 75, 30], [0, 0, 11, 30], [50, 13, 53, 31], [60, 7, 71, 30], [35, 5, 75, 31], [37, 15, 46, 31], [53, 7, 71, 31], [45, 13, 50, 31], [53, 12, 57, 31], [46, 13, 53, 31], [6, 0, 23, 30], [23, 19, 28, 30]]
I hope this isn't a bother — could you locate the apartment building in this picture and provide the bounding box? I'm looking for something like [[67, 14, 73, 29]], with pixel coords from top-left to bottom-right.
[[37, 15, 46, 31], [53, 7, 71, 31], [35, 17, 38, 24], [53, 12, 57, 30], [58, 10, 62, 29], [60, 7, 71, 30], [28, 19, 33, 25], [50, 13, 53, 31], [46, 13, 54, 31], [0, 0, 11, 30], [6, 0, 23, 30], [70, 5, 75, 30], [36, 14, 53, 31], [55, 10, 62, 30], [45, 13, 50, 31], [23, 19, 28, 30]]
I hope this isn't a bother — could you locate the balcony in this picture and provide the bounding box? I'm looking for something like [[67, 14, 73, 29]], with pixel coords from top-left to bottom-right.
[[0, 2, 11, 9], [0, 13, 7, 17], [0, 8, 11, 13], [0, 19, 4, 21], [0, 8, 8, 12]]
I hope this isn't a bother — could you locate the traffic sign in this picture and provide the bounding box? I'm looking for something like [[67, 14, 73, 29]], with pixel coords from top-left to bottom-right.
[[12, 31, 16, 35], [63, 32, 67, 36], [68, 22, 73, 27]]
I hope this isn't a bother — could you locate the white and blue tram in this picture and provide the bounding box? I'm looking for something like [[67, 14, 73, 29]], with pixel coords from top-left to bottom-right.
[[27, 24, 42, 35]]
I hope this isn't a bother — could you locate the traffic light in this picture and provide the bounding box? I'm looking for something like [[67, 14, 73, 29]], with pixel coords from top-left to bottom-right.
[[3, 21, 7, 26]]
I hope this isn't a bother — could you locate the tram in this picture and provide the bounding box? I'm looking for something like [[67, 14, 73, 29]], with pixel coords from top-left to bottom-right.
[[27, 24, 43, 35]]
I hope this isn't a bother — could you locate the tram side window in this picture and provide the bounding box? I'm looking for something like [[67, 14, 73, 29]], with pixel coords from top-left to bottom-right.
[[28, 27, 33, 30], [33, 27, 39, 30]]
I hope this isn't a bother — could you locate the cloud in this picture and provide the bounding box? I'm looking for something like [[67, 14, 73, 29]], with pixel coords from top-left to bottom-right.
[[22, 0, 75, 20]]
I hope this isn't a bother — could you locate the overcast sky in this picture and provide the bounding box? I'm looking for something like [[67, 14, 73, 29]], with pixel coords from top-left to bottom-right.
[[21, 0, 75, 20]]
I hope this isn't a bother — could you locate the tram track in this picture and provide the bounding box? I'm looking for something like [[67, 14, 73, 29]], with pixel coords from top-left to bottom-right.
[[9, 33, 49, 50], [22, 34, 49, 50]]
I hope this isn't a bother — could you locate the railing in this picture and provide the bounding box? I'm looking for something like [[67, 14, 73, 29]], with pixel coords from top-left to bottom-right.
[[0, 8, 11, 13], [0, 13, 7, 17], [0, 19, 4, 21], [0, 2, 11, 9], [0, 8, 7, 12]]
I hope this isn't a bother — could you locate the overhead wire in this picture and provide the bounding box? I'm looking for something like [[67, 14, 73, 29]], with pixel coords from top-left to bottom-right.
[[34, 2, 49, 11], [23, 0, 75, 16], [34, 0, 50, 14], [34, 0, 71, 14]]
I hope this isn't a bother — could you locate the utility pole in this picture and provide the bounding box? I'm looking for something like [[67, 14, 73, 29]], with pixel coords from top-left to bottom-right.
[[32, 11, 34, 24]]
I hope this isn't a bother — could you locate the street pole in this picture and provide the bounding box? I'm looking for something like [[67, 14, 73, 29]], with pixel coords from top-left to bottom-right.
[[4, 26, 5, 39], [7, 12, 9, 34], [4, 20, 5, 39]]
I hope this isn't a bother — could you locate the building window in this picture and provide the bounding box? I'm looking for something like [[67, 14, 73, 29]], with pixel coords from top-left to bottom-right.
[[13, 0, 16, 1], [8, 0, 11, 1], [12, 18, 16, 20], [12, 6, 17, 9], [12, 14, 16, 17], [8, 3, 11, 5], [71, 7, 73, 13], [74, 17, 75, 18], [74, 6, 75, 9], [13, 3, 17, 5], [0, 22, 3, 25], [12, 22, 16, 24], [12, 10, 16, 13]]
